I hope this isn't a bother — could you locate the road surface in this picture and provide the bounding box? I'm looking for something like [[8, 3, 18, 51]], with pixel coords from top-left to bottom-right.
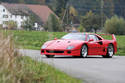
[[20, 49, 125, 83]]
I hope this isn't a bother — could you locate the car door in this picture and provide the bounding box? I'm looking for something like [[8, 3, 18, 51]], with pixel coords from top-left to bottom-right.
[[87, 35, 102, 55]]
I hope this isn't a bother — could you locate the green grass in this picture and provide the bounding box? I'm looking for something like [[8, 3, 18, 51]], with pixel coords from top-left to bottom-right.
[[9, 30, 67, 50], [16, 56, 82, 83], [5, 30, 125, 55], [115, 36, 125, 55]]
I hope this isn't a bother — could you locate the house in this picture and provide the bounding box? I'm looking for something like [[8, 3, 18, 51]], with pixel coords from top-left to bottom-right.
[[0, 3, 56, 30], [0, 3, 29, 29]]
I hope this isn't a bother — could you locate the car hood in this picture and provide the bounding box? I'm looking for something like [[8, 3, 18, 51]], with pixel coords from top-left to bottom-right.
[[45, 39, 85, 50]]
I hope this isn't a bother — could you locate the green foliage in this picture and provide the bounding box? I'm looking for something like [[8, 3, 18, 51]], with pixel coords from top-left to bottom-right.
[[69, 6, 78, 17], [68, 6, 78, 24], [78, 25, 85, 32], [0, 53, 82, 83], [45, 14, 62, 32], [22, 17, 33, 30], [104, 15, 125, 35], [5, 20, 17, 29], [52, 0, 68, 17], [22, 12, 42, 30], [18, 0, 25, 3], [81, 11, 103, 33], [15, 56, 82, 83]]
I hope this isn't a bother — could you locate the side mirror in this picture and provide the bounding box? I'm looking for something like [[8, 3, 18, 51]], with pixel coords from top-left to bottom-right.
[[89, 39, 94, 42], [54, 38, 57, 40]]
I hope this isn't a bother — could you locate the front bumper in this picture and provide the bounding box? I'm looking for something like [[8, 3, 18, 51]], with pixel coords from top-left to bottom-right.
[[41, 49, 81, 56]]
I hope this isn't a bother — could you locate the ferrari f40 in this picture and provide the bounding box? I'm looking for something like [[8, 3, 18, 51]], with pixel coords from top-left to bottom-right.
[[41, 33, 117, 58]]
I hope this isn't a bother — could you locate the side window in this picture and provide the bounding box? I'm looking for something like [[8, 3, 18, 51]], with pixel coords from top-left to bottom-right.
[[89, 35, 99, 41], [95, 36, 99, 41]]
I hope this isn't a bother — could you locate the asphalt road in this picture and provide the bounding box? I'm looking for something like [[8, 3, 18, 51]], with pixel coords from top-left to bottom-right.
[[20, 49, 125, 83]]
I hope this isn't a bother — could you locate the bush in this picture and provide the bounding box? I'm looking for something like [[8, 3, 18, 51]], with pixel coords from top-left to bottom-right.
[[80, 11, 103, 33], [104, 15, 125, 35]]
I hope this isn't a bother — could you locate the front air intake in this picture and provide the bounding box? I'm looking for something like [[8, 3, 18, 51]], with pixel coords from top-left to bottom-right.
[[46, 50, 64, 53]]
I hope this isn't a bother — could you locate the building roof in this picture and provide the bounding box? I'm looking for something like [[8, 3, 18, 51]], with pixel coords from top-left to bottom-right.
[[2, 3, 30, 16], [26, 4, 55, 24], [1, 3, 56, 24]]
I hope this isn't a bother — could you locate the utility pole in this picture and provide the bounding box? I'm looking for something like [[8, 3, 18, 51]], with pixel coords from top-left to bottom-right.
[[101, 0, 104, 29], [61, 3, 69, 31]]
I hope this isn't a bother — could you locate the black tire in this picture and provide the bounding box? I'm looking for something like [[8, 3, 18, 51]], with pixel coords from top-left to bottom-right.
[[103, 44, 114, 58], [81, 45, 88, 58], [45, 55, 55, 58]]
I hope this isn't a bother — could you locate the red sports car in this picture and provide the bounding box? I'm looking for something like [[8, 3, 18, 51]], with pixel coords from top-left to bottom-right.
[[41, 33, 117, 58]]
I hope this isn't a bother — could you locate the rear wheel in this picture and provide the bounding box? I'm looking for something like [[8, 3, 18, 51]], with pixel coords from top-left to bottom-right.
[[45, 55, 55, 58], [103, 44, 114, 58], [81, 45, 88, 58]]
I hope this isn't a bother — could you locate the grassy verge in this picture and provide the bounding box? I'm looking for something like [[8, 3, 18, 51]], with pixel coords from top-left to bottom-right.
[[5, 30, 125, 55], [16, 56, 82, 83], [0, 55, 82, 83]]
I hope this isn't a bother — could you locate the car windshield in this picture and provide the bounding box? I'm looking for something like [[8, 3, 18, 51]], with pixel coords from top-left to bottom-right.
[[62, 33, 86, 41]]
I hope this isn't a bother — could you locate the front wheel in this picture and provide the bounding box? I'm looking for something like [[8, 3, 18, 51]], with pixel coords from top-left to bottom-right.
[[81, 45, 88, 58], [103, 44, 114, 58], [45, 55, 55, 58]]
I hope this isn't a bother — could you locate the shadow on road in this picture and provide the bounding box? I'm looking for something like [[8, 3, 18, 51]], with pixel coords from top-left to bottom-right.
[[43, 56, 105, 59]]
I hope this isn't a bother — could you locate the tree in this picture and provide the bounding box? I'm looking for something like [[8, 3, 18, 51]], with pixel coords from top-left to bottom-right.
[[36, 0, 46, 4], [22, 14, 36, 30], [78, 24, 85, 32], [104, 15, 125, 35], [69, 6, 78, 24], [18, 0, 25, 3], [5, 21, 17, 30], [44, 14, 61, 32], [61, 5, 79, 29], [22, 18, 33, 30], [81, 11, 103, 33], [52, 0, 68, 17]]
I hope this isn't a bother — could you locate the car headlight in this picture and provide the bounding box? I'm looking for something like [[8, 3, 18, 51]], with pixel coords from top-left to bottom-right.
[[41, 45, 47, 49], [67, 46, 75, 50]]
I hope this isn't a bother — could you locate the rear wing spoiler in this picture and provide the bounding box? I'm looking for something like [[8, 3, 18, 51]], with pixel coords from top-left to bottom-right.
[[97, 34, 116, 41]]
